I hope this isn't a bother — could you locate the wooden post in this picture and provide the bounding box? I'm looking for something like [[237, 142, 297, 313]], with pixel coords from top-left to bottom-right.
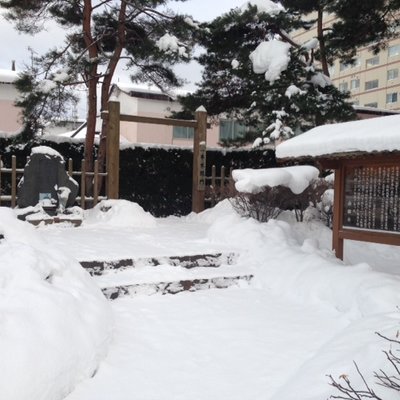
[[211, 165, 216, 206], [192, 106, 207, 213], [332, 167, 344, 260], [93, 160, 99, 206], [81, 159, 86, 209], [68, 158, 73, 177], [107, 101, 120, 199], [211, 165, 216, 188], [11, 155, 16, 208]]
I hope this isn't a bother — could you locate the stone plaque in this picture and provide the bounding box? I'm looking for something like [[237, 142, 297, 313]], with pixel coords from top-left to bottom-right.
[[343, 165, 400, 232]]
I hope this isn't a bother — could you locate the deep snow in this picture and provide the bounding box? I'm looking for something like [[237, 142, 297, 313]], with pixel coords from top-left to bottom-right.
[[1, 199, 400, 400]]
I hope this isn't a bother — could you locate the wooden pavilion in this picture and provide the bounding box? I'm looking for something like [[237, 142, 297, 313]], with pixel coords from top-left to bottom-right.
[[276, 114, 400, 260]]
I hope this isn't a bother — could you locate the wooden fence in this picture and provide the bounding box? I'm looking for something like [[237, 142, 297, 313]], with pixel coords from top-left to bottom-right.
[[0, 155, 107, 209], [205, 165, 234, 207]]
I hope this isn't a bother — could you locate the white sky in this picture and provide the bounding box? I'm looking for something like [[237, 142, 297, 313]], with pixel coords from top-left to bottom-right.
[[0, 0, 245, 89]]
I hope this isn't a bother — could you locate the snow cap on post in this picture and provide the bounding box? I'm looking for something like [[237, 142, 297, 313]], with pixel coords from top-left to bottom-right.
[[196, 105, 207, 112], [108, 94, 119, 102]]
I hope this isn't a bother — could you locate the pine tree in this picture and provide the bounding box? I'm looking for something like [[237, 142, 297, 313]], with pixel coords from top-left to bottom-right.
[[0, 0, 197, 184], [175, 1, 355, 147], [326, 0, 400, 60]]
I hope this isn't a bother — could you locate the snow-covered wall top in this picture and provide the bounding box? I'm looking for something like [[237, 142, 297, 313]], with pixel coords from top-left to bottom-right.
[[0, 69, 18, 84], [276, 114, 400, 159]]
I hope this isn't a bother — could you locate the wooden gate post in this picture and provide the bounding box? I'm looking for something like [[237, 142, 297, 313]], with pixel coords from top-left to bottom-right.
[[107, 101, 120, 199], [332, 167, 344, 260], [192, 106, 207, 213]]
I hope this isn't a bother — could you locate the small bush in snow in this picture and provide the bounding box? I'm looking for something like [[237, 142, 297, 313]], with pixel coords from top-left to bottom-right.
[[230, 178, 332, 223], [230, 186, 288, 222]]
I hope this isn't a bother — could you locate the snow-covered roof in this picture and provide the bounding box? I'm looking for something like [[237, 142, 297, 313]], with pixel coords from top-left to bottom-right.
[[0, 69, 18, 84], [112, 83, 190, 101], [276, 114, 400, 160], [354, 105, 400, 115]]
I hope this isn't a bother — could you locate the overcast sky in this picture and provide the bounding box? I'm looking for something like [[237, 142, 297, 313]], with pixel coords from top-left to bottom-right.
[[0, 0, 245, 90]]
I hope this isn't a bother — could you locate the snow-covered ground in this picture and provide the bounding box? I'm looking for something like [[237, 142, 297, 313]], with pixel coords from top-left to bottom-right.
[[1, 199, 400, 400]]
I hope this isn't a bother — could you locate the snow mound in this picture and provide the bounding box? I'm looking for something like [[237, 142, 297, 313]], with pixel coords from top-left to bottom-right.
[[0, 208, 113, 400], [84, 199, 157, 227], [249, 40, 291, 84], [232, 165, 320, 194], [207, 212, 400, 317], [186, 199, 236, 224]]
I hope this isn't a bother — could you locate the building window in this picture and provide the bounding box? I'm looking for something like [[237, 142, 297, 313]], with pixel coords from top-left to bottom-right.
[[173, 126, 194, 139], [219, 120, 246, 141], [339, 62, 348, 72], [350, 79, 360, 90], [388, 44, 400, 57], [339, 58, 360, 71], [387, 68, 399, 80], [364, 102, 378, 108], [365, 79, 379, 90], [386, 92, 398, 103], [328, 65, 335, 76], [352, 100, 360, 106], [338, 82, 349, 92], [366, 56, 380, 67]]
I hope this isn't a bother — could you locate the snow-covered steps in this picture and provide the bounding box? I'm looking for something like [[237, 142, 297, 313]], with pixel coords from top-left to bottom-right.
[[80, 251, 253, 299], [80, 252, 238, 276], [102, 275, 254, 300]]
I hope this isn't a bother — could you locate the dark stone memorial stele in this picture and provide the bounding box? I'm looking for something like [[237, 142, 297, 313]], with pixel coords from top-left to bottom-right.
[[17, 146, 78, 209]]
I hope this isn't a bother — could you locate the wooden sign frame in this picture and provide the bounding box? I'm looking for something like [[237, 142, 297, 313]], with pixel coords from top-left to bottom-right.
[[321, 154, 400, 259]]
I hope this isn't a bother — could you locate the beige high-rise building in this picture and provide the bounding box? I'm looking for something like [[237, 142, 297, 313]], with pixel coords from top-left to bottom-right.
[[293, 14, 400, 111]]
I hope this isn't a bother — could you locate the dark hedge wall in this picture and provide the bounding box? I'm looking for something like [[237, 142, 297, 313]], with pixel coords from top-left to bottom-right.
[[0, 137, 276, 216]]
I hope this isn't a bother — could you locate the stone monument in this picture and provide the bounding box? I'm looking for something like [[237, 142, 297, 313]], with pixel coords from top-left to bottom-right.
[[17, 146, 79, 211]]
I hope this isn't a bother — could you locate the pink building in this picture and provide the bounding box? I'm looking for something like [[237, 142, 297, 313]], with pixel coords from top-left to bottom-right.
[[0, 69, 22, 136], [110, 84, 247, 148]]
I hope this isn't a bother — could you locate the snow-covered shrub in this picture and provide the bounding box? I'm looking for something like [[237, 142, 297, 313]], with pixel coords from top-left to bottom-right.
[[317, 188, 334, 227], [230, 178, 331, 223], [0, 208, 113, 400], [230, 185, 292, 222]]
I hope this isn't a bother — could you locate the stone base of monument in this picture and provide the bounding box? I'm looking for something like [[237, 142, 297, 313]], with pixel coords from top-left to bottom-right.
[[17, 208, 83, 227], [26, 215, 83, 227]]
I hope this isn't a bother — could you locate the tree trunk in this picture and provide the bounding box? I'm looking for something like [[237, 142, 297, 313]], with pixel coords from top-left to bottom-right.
[[82, 0, 99, 198], [97, 1, 127, 195], [317, 6, 330, 77]]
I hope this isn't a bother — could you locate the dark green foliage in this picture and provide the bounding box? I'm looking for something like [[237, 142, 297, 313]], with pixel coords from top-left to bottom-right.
[[119, 146, 276, 216], [175, 3, 355, 147], [328, 0, 400, 60], [0, 137, 275, 217], [0, 0, 198, 152], [281, 0, 400, 63]]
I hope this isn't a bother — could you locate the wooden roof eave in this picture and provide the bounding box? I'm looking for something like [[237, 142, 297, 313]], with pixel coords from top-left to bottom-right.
[[277, 150, 400, 170]]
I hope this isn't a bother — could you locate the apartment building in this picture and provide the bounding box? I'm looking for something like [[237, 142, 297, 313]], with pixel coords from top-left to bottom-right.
[[292, 14, 400, 111]]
